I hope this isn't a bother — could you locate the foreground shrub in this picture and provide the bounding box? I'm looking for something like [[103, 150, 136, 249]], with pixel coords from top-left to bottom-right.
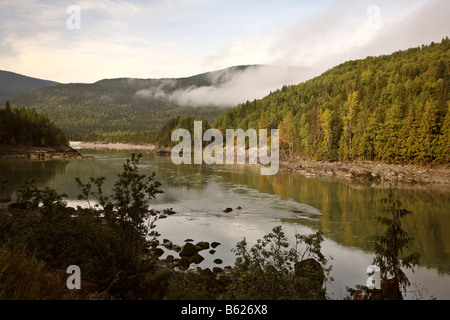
[[346, 193, 420, 300], [0, 245, 67, 299], [221, 226, 332, 300], [0, 154, 171, 299], [0, 156, 338, 300]]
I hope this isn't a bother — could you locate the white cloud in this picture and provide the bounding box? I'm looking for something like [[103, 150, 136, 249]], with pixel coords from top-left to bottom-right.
[[203, 0, 448, 78], [0, 0, 448, 86], [77, 0, 143, 16], [133, 65, 314, 108]]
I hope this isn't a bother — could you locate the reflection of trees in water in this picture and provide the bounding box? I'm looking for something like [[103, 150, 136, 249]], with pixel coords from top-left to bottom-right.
[[0, 159, 69, 199], [153, 155, 263, 191], [154, 159, 211, 190], [213, 168, 450, 275], [46, 153, 213, 199], [46, 156, 133, 198], [1, 153, 448, 275], [279, 176, 449, 275]]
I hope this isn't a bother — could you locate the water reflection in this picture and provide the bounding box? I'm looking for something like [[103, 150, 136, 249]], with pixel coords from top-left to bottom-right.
[[0, 158, 69, 199], [219, 167, 450, 275], [1, 150, 449, 297]]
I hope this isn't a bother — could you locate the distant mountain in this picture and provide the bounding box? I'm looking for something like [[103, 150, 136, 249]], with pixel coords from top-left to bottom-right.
[[0, 70, 59, 103], [11, 65, 308, 142]]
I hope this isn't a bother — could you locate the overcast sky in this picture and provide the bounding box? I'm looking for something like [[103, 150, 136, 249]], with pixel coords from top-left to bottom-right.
[[0, 0, 449, 84]]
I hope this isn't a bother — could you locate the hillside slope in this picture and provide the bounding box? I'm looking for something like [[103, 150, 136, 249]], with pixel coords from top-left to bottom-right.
[[11, 65, 305, 143], [215, 38, 450, 165], [0, 70, 59, 103], [0, 101, 68, 147]]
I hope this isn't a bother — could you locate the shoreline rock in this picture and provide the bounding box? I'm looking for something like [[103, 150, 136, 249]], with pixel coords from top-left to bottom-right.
[[278, 152, 450, 186], [68, 141, 450, 186], [0, 144, 85, 160], [70, 141, 157, 152], [69, 141, 176, 156]]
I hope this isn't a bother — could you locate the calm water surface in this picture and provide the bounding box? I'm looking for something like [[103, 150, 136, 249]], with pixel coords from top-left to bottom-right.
[[1, 149, 449, 299]]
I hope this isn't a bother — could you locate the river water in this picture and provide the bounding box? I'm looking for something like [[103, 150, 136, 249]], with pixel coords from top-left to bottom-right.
[[1, 149, 449, 299]]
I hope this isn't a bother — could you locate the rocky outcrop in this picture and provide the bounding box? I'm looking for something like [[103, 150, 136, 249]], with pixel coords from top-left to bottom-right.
[[279, 152, 450, 185], [156, 237, 224, 272], [211, 242, 221, 248], [179, 242, 199, 257], [195, 241, 210, 251]]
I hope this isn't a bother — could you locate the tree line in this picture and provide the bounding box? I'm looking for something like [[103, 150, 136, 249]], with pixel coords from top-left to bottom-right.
[[10, 73, 228, 143], [0, 101, 68, 147], [215, 38, 450, 164], [156, 115, 211, 147]]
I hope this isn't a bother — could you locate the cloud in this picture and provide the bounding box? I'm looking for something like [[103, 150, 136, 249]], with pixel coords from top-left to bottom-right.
[[354, 0, 450, 57], [171, 66, 315, 107], [0, 0, 448, 87], [129, 0, 450, 108], [204, 0, 449, 77], [134, 65, 314, 108], [134, 80, 174, 100]]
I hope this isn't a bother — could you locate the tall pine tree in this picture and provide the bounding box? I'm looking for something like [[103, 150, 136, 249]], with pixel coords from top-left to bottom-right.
[[416, 100, 439, 163]]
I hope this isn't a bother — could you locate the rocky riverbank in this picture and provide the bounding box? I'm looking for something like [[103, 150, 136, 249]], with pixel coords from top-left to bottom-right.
[[70, 141, 157, 151], [68, 141, 450, 185], [279, 152, 450, 185], [70, 141, 174, 155], [0, 144, 84, 160]]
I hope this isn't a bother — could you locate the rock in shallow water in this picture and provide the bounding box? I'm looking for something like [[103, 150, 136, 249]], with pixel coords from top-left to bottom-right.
[[196, 241, 210, 250], [179, 242, 199, 257]]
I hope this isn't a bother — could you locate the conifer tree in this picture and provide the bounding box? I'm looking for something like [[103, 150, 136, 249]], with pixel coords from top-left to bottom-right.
[[437, 105, 450, 163], [416, 100, 439, 163], [299, 113, 311, 158], [397, 105, 417, 162], [340, 92, 359, 161], [382, 105, 404, 162], [319, 109, 334, 159], [278, 112, 296, 155]]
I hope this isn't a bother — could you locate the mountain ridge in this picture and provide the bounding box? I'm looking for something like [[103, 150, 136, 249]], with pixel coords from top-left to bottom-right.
[[0, 70, 60, 103], [9, 65, 309, 142]]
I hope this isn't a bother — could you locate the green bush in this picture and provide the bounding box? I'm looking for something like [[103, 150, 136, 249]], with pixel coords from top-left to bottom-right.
[[164, 268, 229, 300], [0, 156, 339, 300], [346, 193, 421, 300], [221, 226, 332, 300], [0, 154, 171, 299]]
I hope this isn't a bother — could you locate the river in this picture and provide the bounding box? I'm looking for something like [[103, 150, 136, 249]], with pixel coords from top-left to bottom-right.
[[0, 149, 449, 300]]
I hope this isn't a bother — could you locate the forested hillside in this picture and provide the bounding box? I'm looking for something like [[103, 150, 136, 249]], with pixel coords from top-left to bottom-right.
[[156, 116, 211, 147], [11, 66, 261, 143], [0, 70, 59, 103], [215, 38, 450, 165], [0, 101, 68, 147]]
